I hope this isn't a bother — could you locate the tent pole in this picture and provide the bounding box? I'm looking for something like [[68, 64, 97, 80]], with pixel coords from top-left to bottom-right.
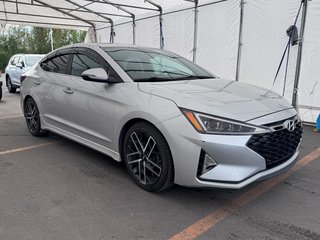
[[64, 0, 114, 43], [192, 0, 199, 63], [235, 0, 245, 81], [82, 0, 159, 12], [159, 14, 163, 49], [94, 28, 98, 43], [8, 0, 134, 18], [50, 28, 54, 51], [145, 0, 163, 49], [110, 24, 114, 43], [133, 17, 136, 45], [33, 0, 96, 42], [101, 0, 135, 44], [292, 0, 309, 109]]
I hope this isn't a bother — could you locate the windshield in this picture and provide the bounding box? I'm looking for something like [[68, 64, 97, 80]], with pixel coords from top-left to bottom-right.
[[103, 47, 215, 82], [25, 55, 44, 67]]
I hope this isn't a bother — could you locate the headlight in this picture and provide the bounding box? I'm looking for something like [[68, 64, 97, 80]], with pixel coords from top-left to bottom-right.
[[181, 109, 270, 135]]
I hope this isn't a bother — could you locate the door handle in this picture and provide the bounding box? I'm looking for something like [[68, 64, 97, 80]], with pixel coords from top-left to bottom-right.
[[34, 80, 41, 85], [63, 87, 74, 94]]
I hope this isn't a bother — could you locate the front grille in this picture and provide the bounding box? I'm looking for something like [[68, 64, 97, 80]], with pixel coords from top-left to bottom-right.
[[247, 120, 303, 169]]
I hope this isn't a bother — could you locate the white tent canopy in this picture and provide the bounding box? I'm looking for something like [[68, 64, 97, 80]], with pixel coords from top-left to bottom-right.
[[1, 0, 319, 123], [0, 0, 193, 30]]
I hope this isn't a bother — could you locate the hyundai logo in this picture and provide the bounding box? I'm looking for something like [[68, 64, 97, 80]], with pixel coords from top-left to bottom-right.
[[283, 120, 296, 132]]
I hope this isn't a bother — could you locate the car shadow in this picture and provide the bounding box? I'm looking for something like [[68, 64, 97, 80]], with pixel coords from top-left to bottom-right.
[[44, 132, 254, 206]]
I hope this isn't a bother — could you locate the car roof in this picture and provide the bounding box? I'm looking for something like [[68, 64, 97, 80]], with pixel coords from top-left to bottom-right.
[[12, 54, 45, 57], [55, 43, 161, 52]]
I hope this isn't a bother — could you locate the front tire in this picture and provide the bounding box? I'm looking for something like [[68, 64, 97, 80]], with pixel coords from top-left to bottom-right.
[[7, 76, 16, 93], [24, 98, 47, 137], [123, 122, 174, 192]]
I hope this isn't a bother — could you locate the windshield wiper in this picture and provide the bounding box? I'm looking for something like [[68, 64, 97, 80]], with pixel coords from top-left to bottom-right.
[[135, 77, 173, 82], [135, 75, 214, 82], [172, 75, 214, 80]]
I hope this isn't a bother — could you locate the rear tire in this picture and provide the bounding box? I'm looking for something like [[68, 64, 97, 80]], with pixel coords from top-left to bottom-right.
[[123, 122, 174, 192], [7, 76, 16, 93], [0, 86, 2, 100], [24, 98, 47, 137]]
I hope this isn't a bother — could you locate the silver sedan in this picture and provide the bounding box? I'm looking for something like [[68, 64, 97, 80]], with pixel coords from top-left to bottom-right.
[[20, 43, 302, 191]]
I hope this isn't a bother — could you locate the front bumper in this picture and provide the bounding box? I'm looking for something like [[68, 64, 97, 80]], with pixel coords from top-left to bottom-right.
[[196, 151, 299, 189], [157, 110, 301, 189]]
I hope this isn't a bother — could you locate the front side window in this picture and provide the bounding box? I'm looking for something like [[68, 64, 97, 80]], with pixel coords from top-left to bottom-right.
[[71, 54, 103, 77], [41, 54, 71, 74], [10, 57, 16, 65], [104, 47, 215, 82]]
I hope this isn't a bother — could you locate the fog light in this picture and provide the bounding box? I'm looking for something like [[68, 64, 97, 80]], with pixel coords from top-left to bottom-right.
[[197, 150, 218, 176]]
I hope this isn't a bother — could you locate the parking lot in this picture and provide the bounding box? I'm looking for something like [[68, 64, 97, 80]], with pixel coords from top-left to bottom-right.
[[0, 75, 319, 240]]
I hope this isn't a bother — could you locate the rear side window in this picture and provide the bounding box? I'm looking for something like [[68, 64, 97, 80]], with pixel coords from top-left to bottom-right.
[[71, 54, 103, 77], [12, 56, 20, 66], [41, 54, 71, 74]]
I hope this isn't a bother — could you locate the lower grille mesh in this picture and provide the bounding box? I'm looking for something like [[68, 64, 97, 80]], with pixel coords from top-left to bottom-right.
[[247, 121, 303, 169]]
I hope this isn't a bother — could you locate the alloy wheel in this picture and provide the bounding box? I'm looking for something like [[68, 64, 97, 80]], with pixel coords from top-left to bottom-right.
[[125, 130, 163, 185], [25, 99, 40, 135], [7, 77, 16, 93]]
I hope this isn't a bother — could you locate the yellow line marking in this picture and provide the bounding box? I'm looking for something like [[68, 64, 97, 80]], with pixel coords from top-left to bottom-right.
[[0, 141, 58, 156], [169, 147, 320, 240], [0, 115, 24, 120]]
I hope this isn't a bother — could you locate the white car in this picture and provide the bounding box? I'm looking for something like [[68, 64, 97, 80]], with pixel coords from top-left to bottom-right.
[[5, 54, 44, 93], [20, 43, 303, 191]]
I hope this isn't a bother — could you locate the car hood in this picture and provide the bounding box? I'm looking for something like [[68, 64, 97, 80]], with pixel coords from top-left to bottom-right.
[[138, 78, 293, 122]]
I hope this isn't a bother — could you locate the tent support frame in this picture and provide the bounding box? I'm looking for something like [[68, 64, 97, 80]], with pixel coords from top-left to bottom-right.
[[0, 18, 89, 28], [192, 0, 199, 63], [81, 0, 158, 12], [235, 0, 245, 81], [101, 0, 136, 44], [292, 0, 309, 109], [2, 0, 131, 18], [64, 0, 114, 43], [0, 10, 109, 23], [145, 0, 163, 49], [132, 16, 136, 45], [33, 0, 97, 42]]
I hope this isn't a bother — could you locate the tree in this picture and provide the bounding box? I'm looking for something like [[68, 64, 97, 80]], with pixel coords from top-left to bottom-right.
[[0, 25, 87, 70], [30, 27, 51, 53]]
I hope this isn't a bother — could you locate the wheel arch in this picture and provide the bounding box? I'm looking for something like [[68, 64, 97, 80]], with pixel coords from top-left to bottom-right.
[[22, 95, 34, 115], [5, 73, 10, 86], [118, 117, 175, 190], [118, 118, 154, 161], [118, 118, 175, 172]]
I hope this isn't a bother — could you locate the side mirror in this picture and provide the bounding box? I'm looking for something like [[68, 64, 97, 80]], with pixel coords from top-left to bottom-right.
[[16, 62, 23, 69], [81, 68, 119, 83]]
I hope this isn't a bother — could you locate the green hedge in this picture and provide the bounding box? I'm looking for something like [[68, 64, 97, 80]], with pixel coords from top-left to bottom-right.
[[0, 51, 11, 72]]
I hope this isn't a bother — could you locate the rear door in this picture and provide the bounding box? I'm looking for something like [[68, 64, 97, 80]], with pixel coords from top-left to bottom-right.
[[38, 52, 73, 131], [40, 48, 120, 150], [63, 48, 120, 149]]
